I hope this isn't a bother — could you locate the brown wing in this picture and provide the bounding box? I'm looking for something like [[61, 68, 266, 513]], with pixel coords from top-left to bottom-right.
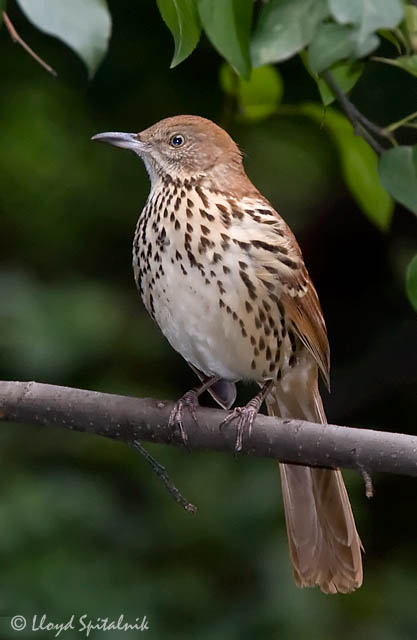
[[240, 196, 330, 388], [282, 269, 330, 389]]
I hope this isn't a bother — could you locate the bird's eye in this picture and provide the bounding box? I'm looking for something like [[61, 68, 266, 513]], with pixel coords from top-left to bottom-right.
[[170, 134, 185, 148]]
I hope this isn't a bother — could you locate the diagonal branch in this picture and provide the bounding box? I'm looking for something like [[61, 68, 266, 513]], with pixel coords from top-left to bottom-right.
[[2, 11, 57, 77], [0, 381, 416, 478], [129, 439, 197, 514], [321, 70, 396, 154]]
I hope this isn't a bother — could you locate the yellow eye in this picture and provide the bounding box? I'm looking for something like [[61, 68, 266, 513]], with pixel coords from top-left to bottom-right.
[[170, 134, 184, 148]]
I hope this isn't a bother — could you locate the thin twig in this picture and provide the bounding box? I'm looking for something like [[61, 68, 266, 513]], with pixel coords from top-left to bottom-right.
[[383, 109, 417, 133], [359, 467, 374, 499], [131, 440, 197, 514], [321, 70, 396, 154], [2, 11, 57, 77]]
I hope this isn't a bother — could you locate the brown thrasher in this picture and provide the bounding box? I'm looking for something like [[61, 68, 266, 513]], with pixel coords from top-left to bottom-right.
[[92, 115, 363, 594]]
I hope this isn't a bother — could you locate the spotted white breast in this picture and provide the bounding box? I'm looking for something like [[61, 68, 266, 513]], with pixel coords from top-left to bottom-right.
[[132, 175, 302, 382]]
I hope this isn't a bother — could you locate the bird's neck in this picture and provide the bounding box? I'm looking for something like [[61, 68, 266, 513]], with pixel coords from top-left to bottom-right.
[[147, 163, 259, 201]]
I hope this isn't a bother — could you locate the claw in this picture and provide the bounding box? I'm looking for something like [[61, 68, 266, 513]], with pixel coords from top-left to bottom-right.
[[220, 401, 259, 453], [168, 390, 200, 450], [219, 380, 274, 453]]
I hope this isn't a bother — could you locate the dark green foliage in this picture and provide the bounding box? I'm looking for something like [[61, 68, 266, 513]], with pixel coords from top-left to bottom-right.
[[3, 0, 416, 305], [198, 0, 253, 78], [379, 145, 417, 215], [157, 0, 201, 68]]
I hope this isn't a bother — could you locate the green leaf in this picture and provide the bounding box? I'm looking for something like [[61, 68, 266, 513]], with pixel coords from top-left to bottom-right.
[[373, 54, 417, 78], [393, 55, 417, 76], [251, 0, 328, 68], [406, 254, 417, 311], [157, 0, 201, 68], [16, 0, 111, 77], [308, 23, 356, 73], [301, 52, 363, 105], [379, 146, 417, 215], [198, 0, 253, 78], [301, 103, 393, 229], [220, 63, 283, 121], [378, 29, 402, 54], [308, 21, 379, 72], [329, 0, 403, 27], [329, 0, 403, 57], [405, 5, 417, 53]]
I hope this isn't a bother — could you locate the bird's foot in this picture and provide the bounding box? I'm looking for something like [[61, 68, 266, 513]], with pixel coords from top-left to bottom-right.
[[220, 380, 274, 453], [220, 396, 261, 453], [168, 390, 199, 450]]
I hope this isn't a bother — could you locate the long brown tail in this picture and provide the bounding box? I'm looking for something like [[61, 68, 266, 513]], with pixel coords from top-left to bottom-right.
[[266, 365, 363, 594]]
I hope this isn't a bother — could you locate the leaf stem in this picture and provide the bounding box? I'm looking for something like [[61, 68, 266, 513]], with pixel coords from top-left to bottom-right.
[[2, 11, 57, 77], [384, 109, 417, 133]]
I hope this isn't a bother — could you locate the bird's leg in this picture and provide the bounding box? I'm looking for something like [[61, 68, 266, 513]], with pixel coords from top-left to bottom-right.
[[220, 380, 275, 453], [168, 375, 221, 449]]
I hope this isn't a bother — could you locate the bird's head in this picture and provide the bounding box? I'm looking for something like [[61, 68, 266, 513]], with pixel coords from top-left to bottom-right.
[[91, 115, 244, 187]]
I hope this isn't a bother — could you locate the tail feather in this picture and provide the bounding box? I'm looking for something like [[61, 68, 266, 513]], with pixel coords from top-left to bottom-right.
[[266, 357, 363, 594]]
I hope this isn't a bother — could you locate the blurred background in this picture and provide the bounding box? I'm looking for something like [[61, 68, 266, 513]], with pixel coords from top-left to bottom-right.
[[1, 1, 417, 638]]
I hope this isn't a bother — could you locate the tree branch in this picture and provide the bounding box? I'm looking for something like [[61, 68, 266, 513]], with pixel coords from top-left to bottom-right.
[[321, 70, 396, 154], [2, 11, 57, 77], [0, 381, 416, 478]]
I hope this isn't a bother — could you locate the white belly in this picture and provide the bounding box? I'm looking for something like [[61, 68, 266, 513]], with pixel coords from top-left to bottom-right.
[[139, 253, 247, 380]]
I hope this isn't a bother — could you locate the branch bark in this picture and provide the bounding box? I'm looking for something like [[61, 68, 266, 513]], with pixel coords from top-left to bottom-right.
[[0, 381, 416, 477]]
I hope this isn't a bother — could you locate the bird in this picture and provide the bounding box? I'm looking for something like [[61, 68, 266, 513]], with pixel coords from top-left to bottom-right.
[[91, 115, 363, 594]]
